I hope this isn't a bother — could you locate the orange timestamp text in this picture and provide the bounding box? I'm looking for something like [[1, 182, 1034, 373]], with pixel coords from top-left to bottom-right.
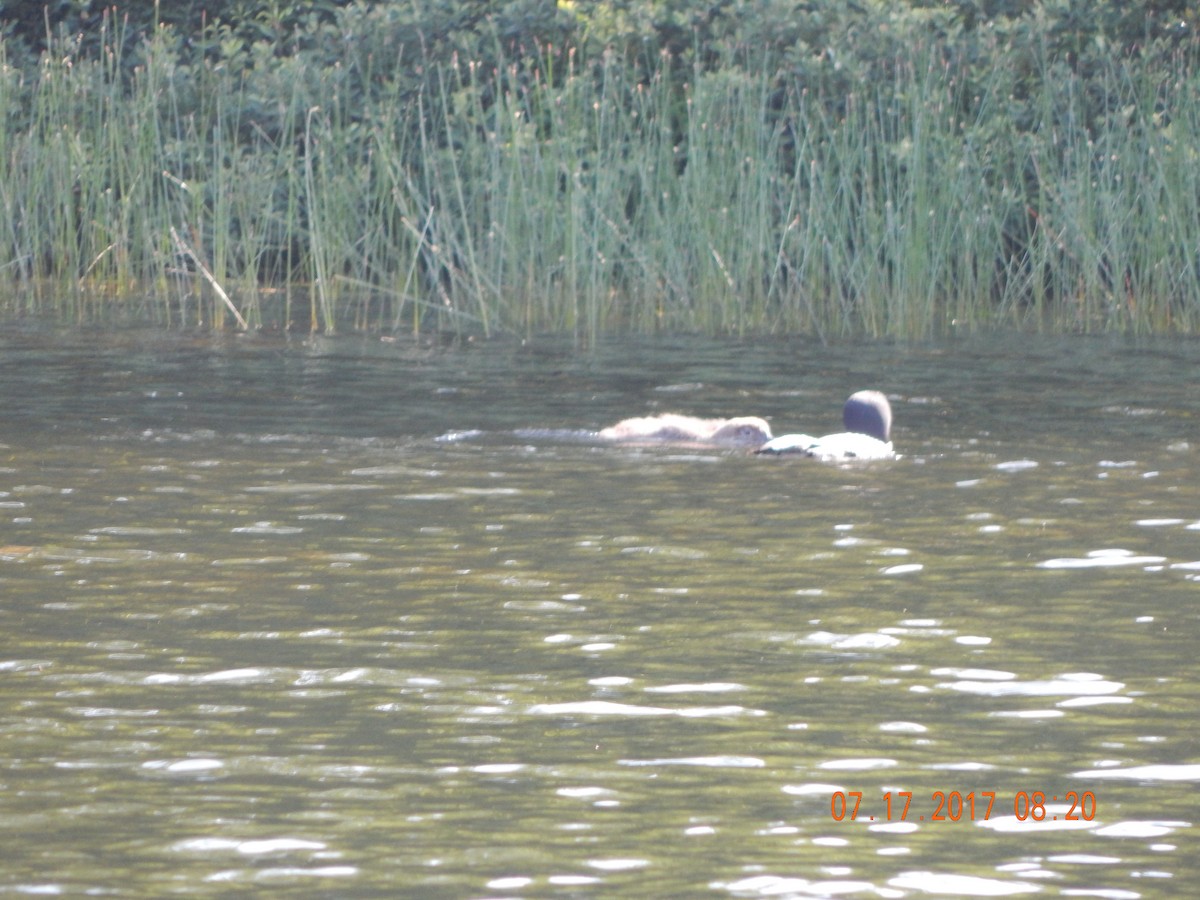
[[830, 790, 1097, 823]]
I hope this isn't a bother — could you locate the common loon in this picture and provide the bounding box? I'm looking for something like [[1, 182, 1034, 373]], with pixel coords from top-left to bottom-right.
[[598, 413, 773, 447], [755, 391, 894, 461]]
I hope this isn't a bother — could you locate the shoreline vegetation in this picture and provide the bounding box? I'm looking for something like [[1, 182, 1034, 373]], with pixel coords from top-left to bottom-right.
[[1, 1, 1197, 339]]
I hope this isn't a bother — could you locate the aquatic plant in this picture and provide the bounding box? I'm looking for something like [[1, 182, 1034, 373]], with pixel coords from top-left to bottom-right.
[[0, 2, 1197, 338]]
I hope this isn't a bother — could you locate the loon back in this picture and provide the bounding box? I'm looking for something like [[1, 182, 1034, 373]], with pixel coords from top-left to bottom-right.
[[599, 413, 772, 446], [755, 391, 894, 460]]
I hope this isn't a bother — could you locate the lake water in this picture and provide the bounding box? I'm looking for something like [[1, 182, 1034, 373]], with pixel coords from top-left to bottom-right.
[[1, 327, 1197, 898]]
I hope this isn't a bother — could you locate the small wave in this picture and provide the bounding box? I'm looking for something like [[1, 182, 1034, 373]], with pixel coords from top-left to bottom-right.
[[528, 700, 762, 718], [939, 673, 1123, 698], [1073, 763, 1200, 782], [619, 756, 764, 768], [1038, 549, 1166, 569], [434, 429, 485, 443], [993, 459, 1038, 472]]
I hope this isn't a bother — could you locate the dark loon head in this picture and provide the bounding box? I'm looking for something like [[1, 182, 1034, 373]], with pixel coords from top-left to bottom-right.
[[842, 390, 892, 443]]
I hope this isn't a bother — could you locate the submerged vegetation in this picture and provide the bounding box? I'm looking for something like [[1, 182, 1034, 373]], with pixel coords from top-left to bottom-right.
[[0, 1, 1198, 338]]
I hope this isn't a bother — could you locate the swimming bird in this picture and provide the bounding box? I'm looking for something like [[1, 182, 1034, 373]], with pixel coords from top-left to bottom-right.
[[756, 390, 894, 461], [599, 413, 773, 447]]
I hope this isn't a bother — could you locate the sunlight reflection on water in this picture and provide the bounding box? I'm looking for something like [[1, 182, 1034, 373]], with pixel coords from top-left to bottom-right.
[[1, 329, 1198, 897]]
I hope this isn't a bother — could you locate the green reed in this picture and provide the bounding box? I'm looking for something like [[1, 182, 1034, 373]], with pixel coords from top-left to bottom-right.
[[0, 19, 1198, 338], [1020, 57, 1200, 333]]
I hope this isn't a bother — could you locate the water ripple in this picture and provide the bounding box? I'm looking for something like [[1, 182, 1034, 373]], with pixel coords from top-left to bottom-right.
[[804, 631, 901, 651], [1093, 820, 1189, 837], [720, 875, 876, 896], [1038, 549, 1167, 569], [1074, 764, 1200, 782], [994, 459, 1039, 472], [644, 682, 747, 694], [172, 836, 329, 855], [817, 758, 898, 771], [619, 756, 765, 768], [528, 700, 764, 718], [889, 871, 1040, 895], [980, 812, 1098, 834], [937, 672, 1124, 698]]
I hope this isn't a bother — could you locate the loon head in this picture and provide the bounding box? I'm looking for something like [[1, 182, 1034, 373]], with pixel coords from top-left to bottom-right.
[[843, 391, 892, 443], [710, 417, 774, 446]]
